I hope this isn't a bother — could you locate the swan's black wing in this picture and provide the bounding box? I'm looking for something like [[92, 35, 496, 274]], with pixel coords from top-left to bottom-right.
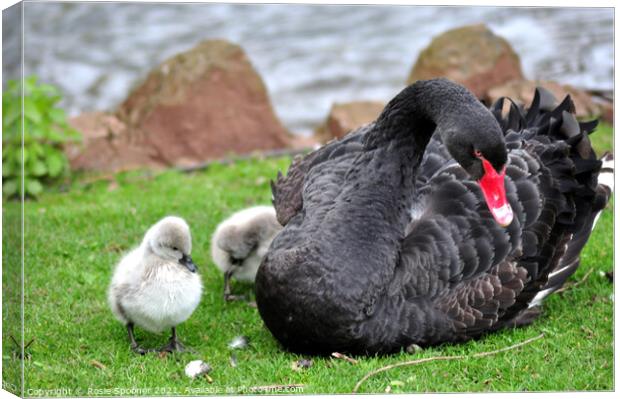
[[396, 152, 529, 340], [271, 125, 369, 226], [397, 89, 611, 341]]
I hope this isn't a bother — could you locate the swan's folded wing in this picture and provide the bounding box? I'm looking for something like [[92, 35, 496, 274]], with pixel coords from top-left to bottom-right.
[[271, 125, 369, 226], [434, 260, 528, 338], [398, 164, 523, 295], [394, 180, 520, 339], [395, 144, 553, 333]]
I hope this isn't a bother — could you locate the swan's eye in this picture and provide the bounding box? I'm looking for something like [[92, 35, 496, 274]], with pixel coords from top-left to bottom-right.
[[172, 246, 179, 251], [474, 149, 483, 158]]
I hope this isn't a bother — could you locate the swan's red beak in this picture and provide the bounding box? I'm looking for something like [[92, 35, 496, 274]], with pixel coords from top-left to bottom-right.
[[477, 157, 513, 227]]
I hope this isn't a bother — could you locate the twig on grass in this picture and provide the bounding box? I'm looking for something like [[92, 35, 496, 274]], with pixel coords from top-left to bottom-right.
[[556, 268, 594, 294], [332, 352, 358, 364], [9, 335, 35, 359], [352, 333, 545, 393], [9, 335, 19, 349], [90, 360, 107, 370]]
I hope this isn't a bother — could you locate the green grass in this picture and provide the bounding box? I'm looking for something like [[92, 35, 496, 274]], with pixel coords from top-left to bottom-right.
[[2, 124, 614, 395]]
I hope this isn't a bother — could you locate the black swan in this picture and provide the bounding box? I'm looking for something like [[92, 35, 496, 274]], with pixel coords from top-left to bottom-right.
[[255, 79, 613, 355]]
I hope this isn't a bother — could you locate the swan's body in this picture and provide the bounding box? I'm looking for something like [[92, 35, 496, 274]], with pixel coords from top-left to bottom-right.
[[211, 206, 282, 300], [108, 216, 202, 353], [256, 79, 612, 355]]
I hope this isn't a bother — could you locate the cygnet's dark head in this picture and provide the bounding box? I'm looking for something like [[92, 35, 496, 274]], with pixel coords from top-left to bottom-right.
[[144, 216, 197, 273]]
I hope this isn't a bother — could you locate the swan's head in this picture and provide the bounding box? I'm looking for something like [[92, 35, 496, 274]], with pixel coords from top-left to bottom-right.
[[442, 113, 513, 227], [144, 216, 197, 273]]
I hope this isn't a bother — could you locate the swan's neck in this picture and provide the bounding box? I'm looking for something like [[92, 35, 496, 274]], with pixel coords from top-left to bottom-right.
[[317, 81, 477, 271], [364, 79, 465, 151], [304, 146, 421, 284]]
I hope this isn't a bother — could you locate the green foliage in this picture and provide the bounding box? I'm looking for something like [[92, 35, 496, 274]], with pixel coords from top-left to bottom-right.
[[2, 76, 81, 199]]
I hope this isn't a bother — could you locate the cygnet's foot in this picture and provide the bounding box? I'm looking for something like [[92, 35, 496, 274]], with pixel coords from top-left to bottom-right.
[[131, 344, 154, 355], [223, 270, 247, 302], [159, 338, 187, 353], [127, 323, 155, 355], [159, 327, 193, 353], [224, 293, 247, 302]]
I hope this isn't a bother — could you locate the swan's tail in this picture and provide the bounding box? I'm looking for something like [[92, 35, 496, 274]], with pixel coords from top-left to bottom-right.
[[527, 151, 613, 309], [491, 88, 613, 325]]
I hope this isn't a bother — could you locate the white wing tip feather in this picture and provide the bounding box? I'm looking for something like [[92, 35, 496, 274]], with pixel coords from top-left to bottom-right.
[[598, 153, 614, 192], [528, 287, 555, 308]]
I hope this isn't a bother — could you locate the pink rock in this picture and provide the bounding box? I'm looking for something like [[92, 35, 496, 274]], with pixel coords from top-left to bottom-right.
[[408, 24, 524, 100], [67, 40, 292, 172], [315, 101, 385, 143]]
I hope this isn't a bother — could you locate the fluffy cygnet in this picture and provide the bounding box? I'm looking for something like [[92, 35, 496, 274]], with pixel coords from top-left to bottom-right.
[[211, 206, 282, 301], [108, 216, 202, 354]]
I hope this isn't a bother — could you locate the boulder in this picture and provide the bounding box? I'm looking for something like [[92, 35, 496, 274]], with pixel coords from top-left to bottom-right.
[[67, 112, 161, 171], [407, 24, 524, 99], [68, 40, 292, 172], [314, 101, 385, 143], [487, 79, 611, 121], [68, 111, 126, 142]]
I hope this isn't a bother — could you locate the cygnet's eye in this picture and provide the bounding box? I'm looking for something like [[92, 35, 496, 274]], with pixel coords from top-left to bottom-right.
[[172, 246, 179, 251]]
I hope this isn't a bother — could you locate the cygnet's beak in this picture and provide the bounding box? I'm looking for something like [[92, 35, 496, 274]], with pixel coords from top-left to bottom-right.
[[180, 254, 198, 273]]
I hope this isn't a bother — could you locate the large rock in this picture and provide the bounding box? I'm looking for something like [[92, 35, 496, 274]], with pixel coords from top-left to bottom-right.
[[66, 112, 161, 171], [487, 79, 612, 121], [69, 40, 291, 171], [407, 24, 524, 99], [314, 101, 385, 143]]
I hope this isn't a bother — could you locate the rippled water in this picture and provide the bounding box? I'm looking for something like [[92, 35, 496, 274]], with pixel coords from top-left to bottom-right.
[[3, 3, 613, 134]]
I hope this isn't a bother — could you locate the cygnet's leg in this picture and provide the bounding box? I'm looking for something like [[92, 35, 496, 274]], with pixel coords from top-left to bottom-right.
[[159, 327, 188, 353], [126, 323, 153, 355], [223, 269, 246, 302]]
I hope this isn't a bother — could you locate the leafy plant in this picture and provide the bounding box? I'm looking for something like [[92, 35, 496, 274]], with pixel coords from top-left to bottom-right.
[[2, 76, 81, 198]]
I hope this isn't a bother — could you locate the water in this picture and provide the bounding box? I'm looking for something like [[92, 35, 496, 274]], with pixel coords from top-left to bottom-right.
[[3, 3, 614, 135]]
